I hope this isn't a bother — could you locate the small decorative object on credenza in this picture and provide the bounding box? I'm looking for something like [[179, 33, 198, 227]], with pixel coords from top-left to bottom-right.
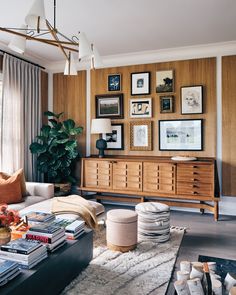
[[171, 156, 197, 161], [91, 118, 112, 157]]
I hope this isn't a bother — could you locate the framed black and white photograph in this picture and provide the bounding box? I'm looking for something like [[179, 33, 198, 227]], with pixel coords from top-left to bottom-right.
[[131, 72, 151, 95], [156, 70, 174, 93], [159, 119, 203, 151], [130, 121, 152, 151], [108, 74, 121, 91], [95, 94, 124, 119], [181, 85, 203, 114], [102, 123, 124, 150], [130, 98, 152, 118], [160, 96, 174, 113]]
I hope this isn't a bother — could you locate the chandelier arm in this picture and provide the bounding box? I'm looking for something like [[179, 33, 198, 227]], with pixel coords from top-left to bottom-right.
[[0, 27, 78, 53], [46, 21, 69, 60], [57, 31, 76, 44]]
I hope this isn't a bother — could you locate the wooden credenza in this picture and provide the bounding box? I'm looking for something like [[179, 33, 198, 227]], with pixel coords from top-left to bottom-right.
[[80, 156, 220, 220]]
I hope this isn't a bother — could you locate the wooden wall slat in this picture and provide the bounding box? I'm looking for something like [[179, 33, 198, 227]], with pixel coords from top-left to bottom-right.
[[53, 71, 87, 157], [41, 71, 48, 125], [222, 55, 236, 196], [90, 57, 216, 158]]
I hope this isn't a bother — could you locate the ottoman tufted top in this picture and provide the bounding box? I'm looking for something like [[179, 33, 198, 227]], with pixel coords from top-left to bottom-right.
[[107, 209, 137, 223], [135, 202, 169, 213]]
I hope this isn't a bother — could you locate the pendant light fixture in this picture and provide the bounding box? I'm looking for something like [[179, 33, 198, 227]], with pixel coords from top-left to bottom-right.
[[0, 0, 103, 74]]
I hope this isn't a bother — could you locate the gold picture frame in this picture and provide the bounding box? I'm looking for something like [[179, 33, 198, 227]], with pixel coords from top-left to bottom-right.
[[130, 121, 152, 151]]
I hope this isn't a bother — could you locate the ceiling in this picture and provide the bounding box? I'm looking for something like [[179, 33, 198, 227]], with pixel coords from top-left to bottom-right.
[[0, 0, 236, 63]]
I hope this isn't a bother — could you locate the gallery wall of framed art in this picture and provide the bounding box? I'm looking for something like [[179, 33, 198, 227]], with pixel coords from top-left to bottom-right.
[[90, 57, 216, 157]]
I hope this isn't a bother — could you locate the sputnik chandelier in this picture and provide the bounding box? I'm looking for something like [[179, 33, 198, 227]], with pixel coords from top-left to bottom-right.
[[0, 0, 103, 74]]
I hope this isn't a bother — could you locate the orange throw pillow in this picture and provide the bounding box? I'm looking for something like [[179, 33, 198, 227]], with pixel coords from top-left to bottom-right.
[[0, 169, 27, 196], [0, 170, 23, 204]]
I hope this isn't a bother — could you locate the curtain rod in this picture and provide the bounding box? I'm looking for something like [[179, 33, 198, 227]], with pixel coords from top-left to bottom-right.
[[0, 49, 45, 70]]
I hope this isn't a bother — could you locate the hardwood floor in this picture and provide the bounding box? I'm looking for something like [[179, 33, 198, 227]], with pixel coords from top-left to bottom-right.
[[104, 204, 236, 294]]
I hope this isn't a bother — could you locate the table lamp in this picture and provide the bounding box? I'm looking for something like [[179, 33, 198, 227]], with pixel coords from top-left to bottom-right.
[[91, 118, 112, 157]]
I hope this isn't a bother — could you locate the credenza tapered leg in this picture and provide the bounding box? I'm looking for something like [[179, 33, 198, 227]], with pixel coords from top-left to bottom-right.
[[214, 201, 219, 221]]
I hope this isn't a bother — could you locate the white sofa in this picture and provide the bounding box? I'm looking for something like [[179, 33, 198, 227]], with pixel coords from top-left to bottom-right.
[[8, 182, 54, 211]]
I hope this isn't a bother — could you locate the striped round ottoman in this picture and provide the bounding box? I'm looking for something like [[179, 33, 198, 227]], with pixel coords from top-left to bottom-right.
[[106, 209, 138, 252], [135, 202, 170, 243]]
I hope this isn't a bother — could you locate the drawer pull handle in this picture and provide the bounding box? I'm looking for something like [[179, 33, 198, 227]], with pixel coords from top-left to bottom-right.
[[193, 191, 198, 195]]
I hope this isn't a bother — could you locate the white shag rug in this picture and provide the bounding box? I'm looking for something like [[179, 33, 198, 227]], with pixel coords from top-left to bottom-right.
[[62, 226, 185, 295]]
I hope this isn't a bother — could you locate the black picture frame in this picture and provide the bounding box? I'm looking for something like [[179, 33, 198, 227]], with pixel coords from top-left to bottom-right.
[[159, 119, 203, 151], [160, 95, 174, 113], [102, 123, 124, 150], [95, 94, 124, 119], [107, 74, 121, 91], [181, 85, 203, 115], [131, 72, 151, 96]]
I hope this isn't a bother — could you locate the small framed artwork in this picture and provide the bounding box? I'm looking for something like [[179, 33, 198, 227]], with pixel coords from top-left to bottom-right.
[[102, 123, 124, 150], [131, 72, 151, 95], [159, 119, 203, 151], [156, 70, 174, 93], [181, 85, 203, 114], [108, 74, 121, 91], [130, 121, 152, 151], [95, 94, 124, 119], [160, 96, 174, 113], [130, 98, 152, 118]]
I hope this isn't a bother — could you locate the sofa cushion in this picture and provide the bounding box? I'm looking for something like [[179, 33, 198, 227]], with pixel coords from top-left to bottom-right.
[[0, 170, 22, 204], [8, 196, 47, 211], [0, 168, 27, 197]]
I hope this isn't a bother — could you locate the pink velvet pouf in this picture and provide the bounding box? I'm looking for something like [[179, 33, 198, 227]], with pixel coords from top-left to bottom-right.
[[106, 209, 138, 252]]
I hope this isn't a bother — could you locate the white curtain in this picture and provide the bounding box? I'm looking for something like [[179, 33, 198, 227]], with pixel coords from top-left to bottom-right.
[[0, 54, 41, 181]]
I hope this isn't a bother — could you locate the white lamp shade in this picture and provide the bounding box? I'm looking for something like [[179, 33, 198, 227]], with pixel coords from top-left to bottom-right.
[[91, 119, 112, 134], [8, 25, 27, 54], [92, 46, 103, 69], [64, 53, 77, 75], [78, 32, 92, 60], [25, 0, 47, 30]]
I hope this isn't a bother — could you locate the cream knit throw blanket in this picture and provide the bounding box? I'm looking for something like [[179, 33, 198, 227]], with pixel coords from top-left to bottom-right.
[[52, 195, 98, 230]]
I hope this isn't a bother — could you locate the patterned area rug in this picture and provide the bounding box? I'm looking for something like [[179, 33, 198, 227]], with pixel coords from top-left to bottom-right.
[[62, 226, 185, 295]]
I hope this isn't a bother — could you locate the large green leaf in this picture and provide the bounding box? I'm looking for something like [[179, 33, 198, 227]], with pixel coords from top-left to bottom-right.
[[37, 153, 50, 164], [44, 111, 64, 119], [41, 125, 51, 138], [30, 142, 47, 154], [56, 138, 69, 144], [65, 140, 77, 151], [36, 135, 47, 142], [63, 119, 75, 132], [49, 119, 58, 127]]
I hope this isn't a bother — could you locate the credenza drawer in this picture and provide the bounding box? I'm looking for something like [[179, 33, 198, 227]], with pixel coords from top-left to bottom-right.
[[177, 173, 213, 183], [177, 181, 213, 196]]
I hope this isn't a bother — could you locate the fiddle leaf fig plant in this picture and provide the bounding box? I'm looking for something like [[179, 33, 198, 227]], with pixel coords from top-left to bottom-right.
[[30, 111, 83, 184]]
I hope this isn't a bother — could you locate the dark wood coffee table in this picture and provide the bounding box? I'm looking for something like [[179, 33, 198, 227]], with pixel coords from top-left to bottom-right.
[[0, 231, 93, 295]]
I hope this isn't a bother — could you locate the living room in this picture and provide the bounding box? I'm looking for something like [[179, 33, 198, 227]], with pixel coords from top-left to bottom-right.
[[0, 0, 236, 294]]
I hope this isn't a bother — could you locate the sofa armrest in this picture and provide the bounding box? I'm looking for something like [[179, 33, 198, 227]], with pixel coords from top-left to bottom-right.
[[26, 182, 54, 199]]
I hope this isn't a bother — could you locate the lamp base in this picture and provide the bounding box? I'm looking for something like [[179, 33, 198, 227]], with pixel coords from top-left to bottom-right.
[[96, 138, 107, 158]]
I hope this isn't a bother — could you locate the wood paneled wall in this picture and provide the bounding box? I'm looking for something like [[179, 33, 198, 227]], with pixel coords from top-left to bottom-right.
[[41, 71, 48, 125], [91, 57, 216, 157], [222, 56, 236, 196], [53, 71, 87, 156]]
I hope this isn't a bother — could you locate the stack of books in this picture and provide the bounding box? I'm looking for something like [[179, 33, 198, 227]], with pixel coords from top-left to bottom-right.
[[25, 224, 66, 252], [0, 239, 47, 269], [52, 219, 85, 240], [0, 259, 20, 286], [24, 212, 55, 223]]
